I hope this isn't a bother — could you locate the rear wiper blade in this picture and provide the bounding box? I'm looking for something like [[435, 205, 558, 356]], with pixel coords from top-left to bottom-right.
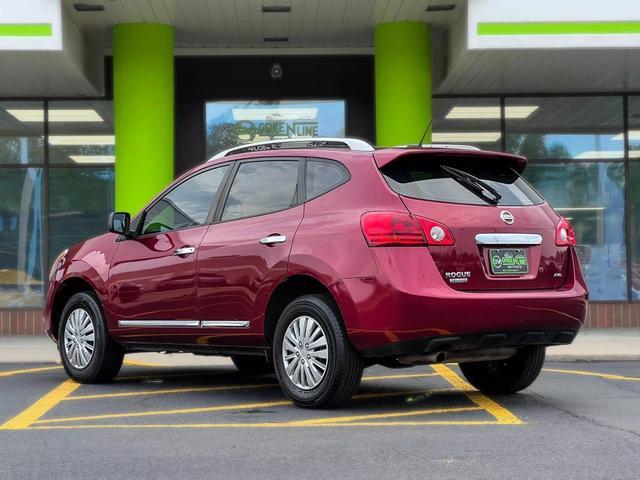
[[440, 165, 502, 205]]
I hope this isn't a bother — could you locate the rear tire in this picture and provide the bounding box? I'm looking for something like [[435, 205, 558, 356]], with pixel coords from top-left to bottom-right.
[[231, 355, 274, 374], [273, 294, 363, 408], [459, 346, 545, 394], [58, 292, 124, 383]]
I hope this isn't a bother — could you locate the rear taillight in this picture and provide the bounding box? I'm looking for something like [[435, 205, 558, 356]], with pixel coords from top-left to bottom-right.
[[416, 217, 456, 246], [361, 212, 455, 247], [555, 216, 576, 246]]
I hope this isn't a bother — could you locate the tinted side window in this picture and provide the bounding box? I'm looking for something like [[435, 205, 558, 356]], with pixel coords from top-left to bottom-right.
[[222, 160, 299, 221], [306, 160, 349, 200], [142, 166, 228, 235]]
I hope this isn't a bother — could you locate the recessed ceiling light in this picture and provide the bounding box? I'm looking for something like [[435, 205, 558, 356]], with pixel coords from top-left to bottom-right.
[[426, 4, 456, 12], [73, 3, 105, 12], [262, 5, 291, 13], [49, 135, 115, 146], [264, 36, 289, 42], [432, 132, 501, 143], [7, 109, 103, 122], [69, 155, 115, 164], [445, 105, 538, 120]]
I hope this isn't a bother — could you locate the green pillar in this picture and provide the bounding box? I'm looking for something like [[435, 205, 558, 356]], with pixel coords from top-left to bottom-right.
[[113, 23, 174, 214], [375, 22, 432, 147]]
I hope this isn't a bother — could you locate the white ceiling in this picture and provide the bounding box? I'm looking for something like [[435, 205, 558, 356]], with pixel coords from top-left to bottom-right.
[[62, 0, 464, 49], [2, 0, 640, 97]]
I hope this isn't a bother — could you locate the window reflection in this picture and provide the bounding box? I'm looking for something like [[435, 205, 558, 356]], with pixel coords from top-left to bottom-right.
[[49, 169, 114, 263], [0, 168, 44, 307], [525, 162, 627, 300], [0, 101, 44, 164], [506, 97, 623, 160], [49, 101, 114, 165], [432, 98, 502, 151]]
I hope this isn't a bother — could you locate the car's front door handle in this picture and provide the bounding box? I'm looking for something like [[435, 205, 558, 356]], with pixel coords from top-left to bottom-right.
[[173, 246, 196, 257], [259, 235, 287, 246]]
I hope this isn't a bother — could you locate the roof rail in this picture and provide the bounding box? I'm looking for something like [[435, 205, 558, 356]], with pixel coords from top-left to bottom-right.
[[418, 143, 481, 151], [209, 137, 374, 160]]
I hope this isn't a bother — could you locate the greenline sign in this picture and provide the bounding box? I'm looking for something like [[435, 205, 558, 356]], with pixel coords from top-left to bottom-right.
[[0, 23, 52, 37], [477, 21, 640, 36]]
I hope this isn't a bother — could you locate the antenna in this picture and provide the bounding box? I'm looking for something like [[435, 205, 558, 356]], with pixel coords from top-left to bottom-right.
[[418, 119, 433, 146], [407, 119, 433, 148]]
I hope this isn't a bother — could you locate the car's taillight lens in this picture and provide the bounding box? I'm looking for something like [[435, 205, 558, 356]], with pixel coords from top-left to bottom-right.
[[361, 212, 455, 247], [416, 217, 456, 246], [555, 216, 576, 246]]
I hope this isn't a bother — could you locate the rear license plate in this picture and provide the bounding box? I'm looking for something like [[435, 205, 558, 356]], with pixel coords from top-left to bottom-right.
[[489, 248, 529, 275]]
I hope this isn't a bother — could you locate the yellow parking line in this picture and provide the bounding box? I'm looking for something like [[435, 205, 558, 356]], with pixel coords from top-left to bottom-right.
[[65, 383, 280, 401], [288, 406, 483, 426], [0, 366, 62, 378], [362, 372, 439, 381], [0, 379, 79, 430], [123, 359, 164, 368], [432, 364, 524, 425], [34, 399, 292, 424], [67, 372, 441, 401], [27, 420, 502, 430], [543, 368, 640, 382], [36, 388, 452, 425]]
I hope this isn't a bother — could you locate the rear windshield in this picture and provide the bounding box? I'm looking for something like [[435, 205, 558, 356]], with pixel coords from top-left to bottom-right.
[[380, 155, 544, 206]]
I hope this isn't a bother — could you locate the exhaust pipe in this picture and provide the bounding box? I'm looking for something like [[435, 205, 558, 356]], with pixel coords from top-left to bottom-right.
[[396, 347, 516, 366]]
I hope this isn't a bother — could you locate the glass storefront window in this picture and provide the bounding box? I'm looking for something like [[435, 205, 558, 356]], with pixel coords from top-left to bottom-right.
[[204, 100, 346, 159], [506, 97, 623, 160], [630, 163, 640, 300], [49, 101, 114, 165], [629, 96, 640, 159], [0, 101, 44, 164], [0, 100, 114, 308], [525, 162, 627, 300], [48, 168, 114, 262], [0, 168, 44, 307], [432, 97, 502, 151]]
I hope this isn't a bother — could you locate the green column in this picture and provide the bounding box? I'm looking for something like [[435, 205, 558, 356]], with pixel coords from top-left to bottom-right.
[[375, 22, 432, 147], [113, 23, 174, 214]]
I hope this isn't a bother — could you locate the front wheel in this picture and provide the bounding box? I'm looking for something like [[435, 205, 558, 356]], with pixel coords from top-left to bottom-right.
[[58, 292, 124, 383], [273, 294, 363, 408], [459, 346, 546, 394]]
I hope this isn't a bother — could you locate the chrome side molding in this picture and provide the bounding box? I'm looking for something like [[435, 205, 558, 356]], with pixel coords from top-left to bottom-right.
[[118, 320, 250, 328], [118, 320, 200, 328], [475, 233, 543, 245], [201, 320, 250, 328]]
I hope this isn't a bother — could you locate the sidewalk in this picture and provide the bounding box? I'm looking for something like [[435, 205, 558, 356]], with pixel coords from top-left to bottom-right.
[[0, 330, 639, 365]]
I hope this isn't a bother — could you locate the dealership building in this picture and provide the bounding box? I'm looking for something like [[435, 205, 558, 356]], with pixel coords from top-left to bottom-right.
[[1, 0, 639, 334]]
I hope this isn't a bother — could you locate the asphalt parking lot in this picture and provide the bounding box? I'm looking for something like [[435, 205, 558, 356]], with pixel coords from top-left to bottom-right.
[[1, 359, 638, 480]]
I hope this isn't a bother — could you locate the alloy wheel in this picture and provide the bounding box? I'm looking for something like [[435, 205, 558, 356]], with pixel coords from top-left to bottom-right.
[[63, 308, 96, 370], [282, 315, 329, 390]]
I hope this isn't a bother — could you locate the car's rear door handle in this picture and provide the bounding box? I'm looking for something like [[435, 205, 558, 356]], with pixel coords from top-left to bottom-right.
[[173, 246, 196, 256], [259, 235, 287, 246]]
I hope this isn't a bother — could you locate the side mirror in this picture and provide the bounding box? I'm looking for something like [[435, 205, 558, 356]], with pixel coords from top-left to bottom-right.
[[108, 212, 132, 237]]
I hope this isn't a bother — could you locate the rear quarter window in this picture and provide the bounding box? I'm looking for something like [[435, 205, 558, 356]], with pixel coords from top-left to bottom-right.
[[381, 155, 543, 206], [305, 159, 349, 200]]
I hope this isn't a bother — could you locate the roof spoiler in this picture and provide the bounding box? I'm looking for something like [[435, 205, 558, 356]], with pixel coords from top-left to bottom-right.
[[373, 148, 528, 175]]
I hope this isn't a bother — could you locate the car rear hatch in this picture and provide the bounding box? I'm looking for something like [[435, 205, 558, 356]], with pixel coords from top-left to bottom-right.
[[374, 148, 567, 291]]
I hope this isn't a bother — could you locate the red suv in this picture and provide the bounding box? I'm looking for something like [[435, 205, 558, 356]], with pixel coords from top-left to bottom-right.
[[45, 138, 587, 408]]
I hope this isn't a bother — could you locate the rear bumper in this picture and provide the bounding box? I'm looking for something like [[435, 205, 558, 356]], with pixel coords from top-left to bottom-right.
[[331, 247, 588, 354], [360, 329, 576, 358]]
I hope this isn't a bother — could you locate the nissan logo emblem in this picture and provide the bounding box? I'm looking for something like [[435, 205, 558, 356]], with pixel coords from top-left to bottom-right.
[[500, 210, 515, 225]]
